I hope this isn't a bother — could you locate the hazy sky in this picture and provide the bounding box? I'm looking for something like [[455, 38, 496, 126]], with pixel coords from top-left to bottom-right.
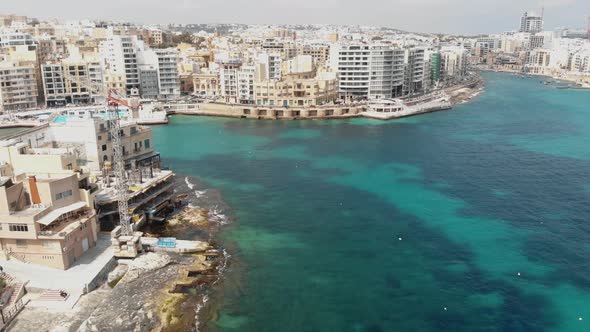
[[2, 0, 589, 35]]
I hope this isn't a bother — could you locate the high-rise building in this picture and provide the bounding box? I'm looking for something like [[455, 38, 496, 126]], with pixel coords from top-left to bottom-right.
[[403, 47, 430, 96], [329, 44, 405, 100], [519, 11, 544, 33], [155, 48, 181, 98], [237, 65, 255, 104], [218, 59, 242, 103], [138, 64, 159, 100], [440, 47, 468, 79], [99, 34, 144, 95], [430, 52, 442, 85]]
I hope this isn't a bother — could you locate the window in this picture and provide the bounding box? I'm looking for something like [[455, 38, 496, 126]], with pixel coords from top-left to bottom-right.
[[102, 144, 107, 151], [55, 190, 73, 200], [16, 239, 27, 248], [144, 139, 150, 149], [9, 224, 28, 232]]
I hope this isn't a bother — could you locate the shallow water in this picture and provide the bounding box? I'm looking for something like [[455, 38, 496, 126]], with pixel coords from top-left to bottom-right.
[[152, 72, 590, 332]]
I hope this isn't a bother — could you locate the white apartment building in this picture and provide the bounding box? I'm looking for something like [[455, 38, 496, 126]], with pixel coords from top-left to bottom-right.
[[99, 35, 145, 95], [519, 11, 544, 34], [257, 53, 282, 81], [329, 44, 405, 100], [237, 65, 255, 104], [440, 46, 468, 78], [0, 62, 38, 112], [218, 59, 242, 103], [154, 48, 180, 98], [0, 31, 36, 47], [568, 52, 590, 72], [403, 47, 430, 96], [47, 115, 157, 172], [368, 46, 396, 100]]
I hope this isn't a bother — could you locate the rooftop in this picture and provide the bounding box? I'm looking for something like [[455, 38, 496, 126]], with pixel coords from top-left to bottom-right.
[[95, 170, 174, 204]]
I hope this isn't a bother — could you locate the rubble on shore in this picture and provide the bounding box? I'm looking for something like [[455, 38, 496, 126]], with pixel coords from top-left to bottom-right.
[[167, 207, 210, 226]]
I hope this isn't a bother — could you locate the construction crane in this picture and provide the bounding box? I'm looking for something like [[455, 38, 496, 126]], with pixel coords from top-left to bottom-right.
[[106, 89, 140, 236]]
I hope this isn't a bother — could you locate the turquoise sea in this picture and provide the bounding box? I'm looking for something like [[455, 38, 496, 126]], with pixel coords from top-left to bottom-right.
[[152, 72, 590, 332]]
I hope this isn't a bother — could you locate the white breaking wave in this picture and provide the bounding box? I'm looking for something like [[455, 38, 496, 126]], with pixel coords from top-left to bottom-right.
[[195, 189, 207, 198], [209, 206, 229, 225], [185, 177, 195, 190]]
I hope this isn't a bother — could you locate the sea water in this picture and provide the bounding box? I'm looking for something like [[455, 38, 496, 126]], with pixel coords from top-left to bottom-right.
[[152, 72, 590, 332]]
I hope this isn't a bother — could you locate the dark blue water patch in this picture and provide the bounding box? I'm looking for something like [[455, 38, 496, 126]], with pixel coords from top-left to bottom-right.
[[524, 234, 590, 291]]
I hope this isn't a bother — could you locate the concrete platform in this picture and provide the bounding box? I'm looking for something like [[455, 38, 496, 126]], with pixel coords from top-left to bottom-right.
[[140, 237, 210, 253], [0, 233, 114, 292]]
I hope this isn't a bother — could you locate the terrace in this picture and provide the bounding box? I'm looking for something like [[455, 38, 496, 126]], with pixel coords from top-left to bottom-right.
[[37, 202, 94, 239]]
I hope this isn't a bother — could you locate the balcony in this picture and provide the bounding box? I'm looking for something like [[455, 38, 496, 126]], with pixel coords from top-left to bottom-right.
[[37, 204, 94, 239]]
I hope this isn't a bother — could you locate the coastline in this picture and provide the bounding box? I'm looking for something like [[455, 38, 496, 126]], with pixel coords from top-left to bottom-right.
[[165, 77, 483, 123], [478, 67, 590, 89], [0, 77, 485, 135], [7, 175, 233, 332]]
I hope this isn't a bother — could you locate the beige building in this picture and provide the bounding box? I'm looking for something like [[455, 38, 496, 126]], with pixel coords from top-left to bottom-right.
[[254, 66, 338, 107], [104, 72, 126, 92], [298, 45, 330, 67], [0, 62, 38, 112], [41, 60, 104, 107], [148, 29, 163, 46], [193, 72, 220, 96], [0, 143, 98, 270], [0, 15, 27, 28]]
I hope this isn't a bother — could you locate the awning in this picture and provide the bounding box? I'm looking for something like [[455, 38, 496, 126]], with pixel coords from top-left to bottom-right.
[[36, 201, 88, 226]]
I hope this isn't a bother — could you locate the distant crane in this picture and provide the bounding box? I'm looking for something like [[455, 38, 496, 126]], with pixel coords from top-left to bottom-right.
[[106, 89, 140, 236]]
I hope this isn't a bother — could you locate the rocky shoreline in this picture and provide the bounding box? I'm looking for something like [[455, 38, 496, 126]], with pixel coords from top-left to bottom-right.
[[7, 176, 233, 332], [88, 175, 232, 332]]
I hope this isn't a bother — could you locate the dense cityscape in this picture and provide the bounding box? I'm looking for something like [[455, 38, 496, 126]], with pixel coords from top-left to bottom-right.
[[0, 6, 588, 332]]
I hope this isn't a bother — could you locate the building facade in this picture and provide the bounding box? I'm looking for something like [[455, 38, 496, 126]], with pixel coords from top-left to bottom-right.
[[155, 48, 181, 98], [519, 11, 544, 33], [0, 62, 38, 112], [0, 143, 98, 270]]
